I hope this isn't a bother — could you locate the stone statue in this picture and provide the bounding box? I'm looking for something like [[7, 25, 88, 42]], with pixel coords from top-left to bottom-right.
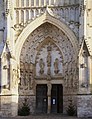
[[39, 58, 45, 74], [47, 52, 51, 67], [12, 69, 18, 88], [54, 58, 59, 74]]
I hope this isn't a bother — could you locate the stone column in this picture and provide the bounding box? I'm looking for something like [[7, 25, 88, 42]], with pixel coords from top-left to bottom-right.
[[54, 0, 56, 5], [16, 0, 19, 7], [24, 0, 26, 7], [23, 10, 26, 23], [33, 9, 36, 18], [54, 0, 59, 5], [19, 0, 21, 7], [47, 83, 52, 114], [49, 0, 51, 5], [24, 10, 26, 23], [16, 10, 19, 24], [34, 0, 36, 6], [19, 10, 21, 23], [44, 0, 47, 6], [39, 0, 41, 6], [29, 10, 31, 20], [29, 0, 32, 6]]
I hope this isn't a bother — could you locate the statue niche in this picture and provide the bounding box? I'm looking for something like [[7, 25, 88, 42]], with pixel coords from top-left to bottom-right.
[[39, 58, 45, 75], [54, 58, 59, 74]]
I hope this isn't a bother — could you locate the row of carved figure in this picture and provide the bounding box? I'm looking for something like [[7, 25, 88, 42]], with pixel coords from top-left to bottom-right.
[[39, 58, 59, 75], [19, 70, 34, 90]]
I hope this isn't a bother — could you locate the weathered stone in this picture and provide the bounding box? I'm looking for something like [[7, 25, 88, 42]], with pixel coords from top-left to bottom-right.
[[0, 0, 92, 118]]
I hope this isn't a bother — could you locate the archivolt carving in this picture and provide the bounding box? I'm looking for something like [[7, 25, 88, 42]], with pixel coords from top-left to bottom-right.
[[20, 23, 78, 90]]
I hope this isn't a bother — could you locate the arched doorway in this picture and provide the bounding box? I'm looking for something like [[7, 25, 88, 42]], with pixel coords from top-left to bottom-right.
[[18, 22, 78, 114]]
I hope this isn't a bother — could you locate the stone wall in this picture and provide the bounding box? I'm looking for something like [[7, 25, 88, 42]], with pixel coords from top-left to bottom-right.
[[0, 95, 18, 117], [77, 95, 92, 117], [0, 0, 92, 118]]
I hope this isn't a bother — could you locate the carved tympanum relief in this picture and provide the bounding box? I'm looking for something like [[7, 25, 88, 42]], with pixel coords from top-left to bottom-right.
[[36, 41, 63, 76]]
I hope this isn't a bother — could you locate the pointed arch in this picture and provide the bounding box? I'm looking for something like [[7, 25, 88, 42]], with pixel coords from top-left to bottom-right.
[[15, 12, 78, 64]]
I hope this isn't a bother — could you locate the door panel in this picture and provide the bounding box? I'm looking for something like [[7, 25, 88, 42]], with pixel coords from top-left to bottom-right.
[[36, 84, 47, 113], [51, 84, 63, 113]]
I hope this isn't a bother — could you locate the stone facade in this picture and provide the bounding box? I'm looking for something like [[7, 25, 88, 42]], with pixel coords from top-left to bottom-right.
[[0, 0, 92, 118]]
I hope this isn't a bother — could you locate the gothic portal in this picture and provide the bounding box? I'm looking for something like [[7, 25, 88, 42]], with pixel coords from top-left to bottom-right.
[[0, 0, 92, 118], [19, 23, 78, 114]]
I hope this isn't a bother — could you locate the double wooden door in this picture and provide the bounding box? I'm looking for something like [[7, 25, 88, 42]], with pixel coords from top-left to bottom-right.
[[36, 84, 63, 113]]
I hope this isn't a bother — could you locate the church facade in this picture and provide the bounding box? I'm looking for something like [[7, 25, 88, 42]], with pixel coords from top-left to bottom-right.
[[0, 0, 92, 117]]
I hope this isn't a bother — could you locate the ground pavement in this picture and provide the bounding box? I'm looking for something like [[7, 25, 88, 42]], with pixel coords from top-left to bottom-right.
[[0, 114, 88, 119]]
